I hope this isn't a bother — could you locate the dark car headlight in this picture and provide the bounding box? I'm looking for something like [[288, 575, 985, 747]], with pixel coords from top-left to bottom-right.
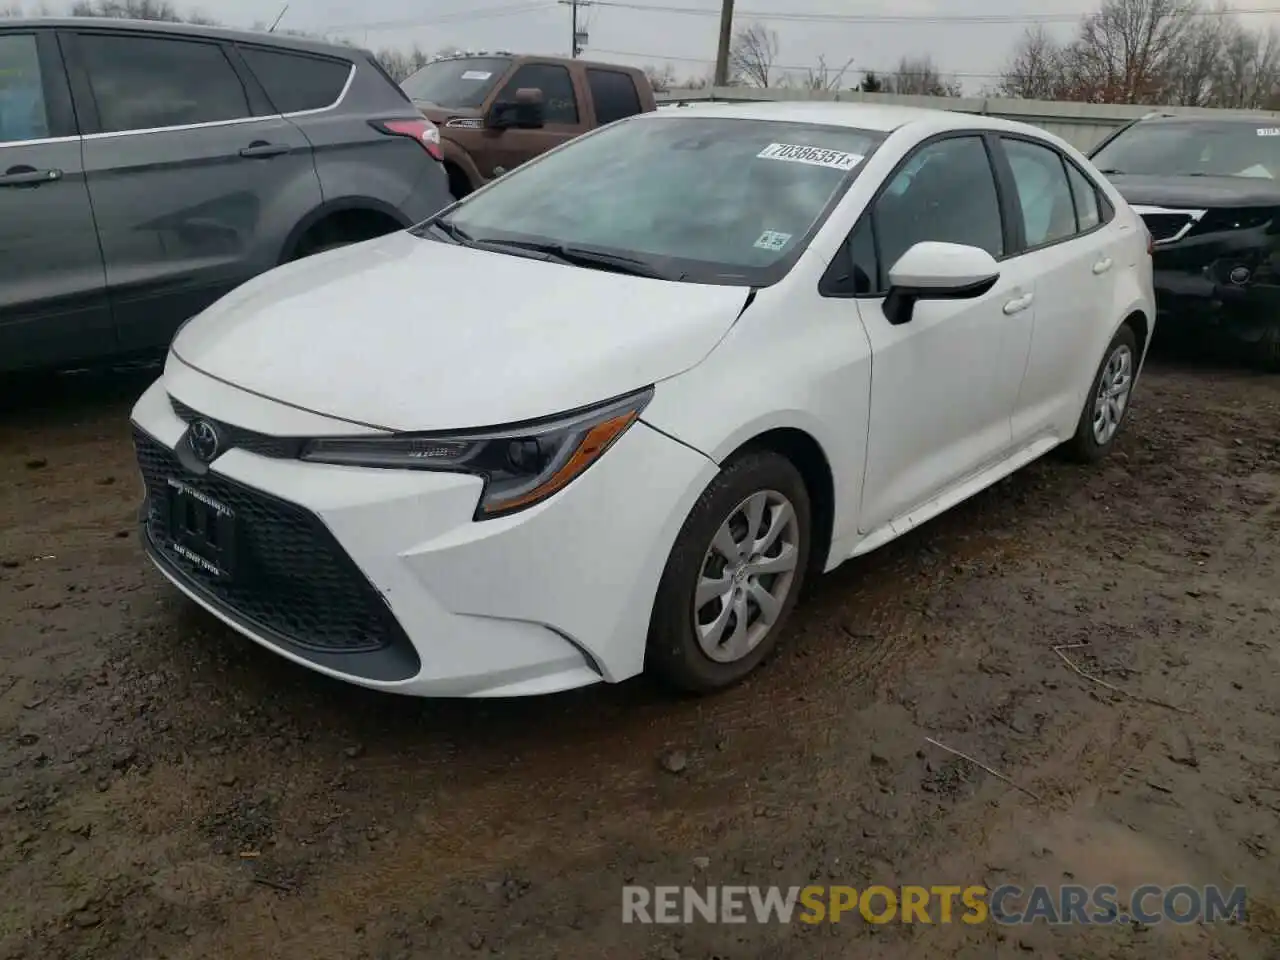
[[299, 387, 653, 519]]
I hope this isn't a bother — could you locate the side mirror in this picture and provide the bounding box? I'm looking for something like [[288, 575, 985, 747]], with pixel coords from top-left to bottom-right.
[[882, 241, 1000, 325], [486, 87, 545, 130]]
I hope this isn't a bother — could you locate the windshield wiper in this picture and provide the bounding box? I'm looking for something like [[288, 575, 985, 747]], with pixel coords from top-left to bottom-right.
[[1095, 167, 1127, 175], [421, 217, 474, 244], [476, 239, 679, 279]]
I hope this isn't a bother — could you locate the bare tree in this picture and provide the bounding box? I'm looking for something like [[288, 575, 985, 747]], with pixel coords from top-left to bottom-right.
[[881, 55, 962, 96], [799, 53, 855, 92], [69, 0, 217, 23], [1068, 0, 1199, 102], [998, 26, 1073, 99], [728, 22, 778, 87], [1210, 22, 1280, 108], [374, 45, 430, 82], [0, 3, 22, 14], [997, 0, 1280, 107], [643, 63, 677, 94]]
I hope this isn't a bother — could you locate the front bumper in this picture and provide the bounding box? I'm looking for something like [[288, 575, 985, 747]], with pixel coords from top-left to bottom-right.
[[129, 369, 718, 697]]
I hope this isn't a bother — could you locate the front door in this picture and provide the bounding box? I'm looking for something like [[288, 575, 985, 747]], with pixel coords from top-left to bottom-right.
[[0, 29, 113, 374], [853, 134, 1035, 534], [62, 28, 320, 355], [479, 62, 586, 180]]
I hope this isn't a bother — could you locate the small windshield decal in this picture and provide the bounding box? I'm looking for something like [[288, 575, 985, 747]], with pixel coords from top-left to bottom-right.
[[1257, 127, 1280, 136], [756, 142, 864, 170], [754, 230, 793, 251], [460, 70, 493, 81]]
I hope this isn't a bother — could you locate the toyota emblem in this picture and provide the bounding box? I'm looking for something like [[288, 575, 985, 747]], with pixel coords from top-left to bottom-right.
[[188, 419, 221, 463]]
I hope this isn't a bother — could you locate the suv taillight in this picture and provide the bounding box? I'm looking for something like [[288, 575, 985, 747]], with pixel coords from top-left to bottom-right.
[[369, 118, 443, 161]]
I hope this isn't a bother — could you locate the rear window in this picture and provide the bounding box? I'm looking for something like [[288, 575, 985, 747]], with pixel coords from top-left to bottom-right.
[[586, 69, 641, 125], [239, 46, 351, 114]]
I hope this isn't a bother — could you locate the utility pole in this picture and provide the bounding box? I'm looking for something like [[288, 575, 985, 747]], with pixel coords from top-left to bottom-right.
[[558, 0, 589, 57], [713, 0, 734, 87]]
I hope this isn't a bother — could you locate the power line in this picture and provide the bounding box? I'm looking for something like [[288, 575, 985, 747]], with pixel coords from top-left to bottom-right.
[[588, 0, 1280, 22], [590, 46, 1010, 78], [320, 2, 557, 34]]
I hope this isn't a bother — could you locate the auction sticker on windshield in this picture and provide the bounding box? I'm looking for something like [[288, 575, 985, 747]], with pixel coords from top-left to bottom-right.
[[757, 142, 864, 170], [754, 230, 792, 251], [461, 71, 493, 81]]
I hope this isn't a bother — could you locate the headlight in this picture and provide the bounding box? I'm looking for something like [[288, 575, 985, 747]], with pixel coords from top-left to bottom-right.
[[299, 388, 653, 519]]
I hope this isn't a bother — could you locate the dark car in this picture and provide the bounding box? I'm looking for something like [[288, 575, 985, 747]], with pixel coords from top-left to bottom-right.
[[0, 18, 453, 375], [1089, 113, 1280, 368]]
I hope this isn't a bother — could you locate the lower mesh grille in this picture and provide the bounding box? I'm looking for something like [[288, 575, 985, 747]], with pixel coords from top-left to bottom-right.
[[133, 426, 406, 656]]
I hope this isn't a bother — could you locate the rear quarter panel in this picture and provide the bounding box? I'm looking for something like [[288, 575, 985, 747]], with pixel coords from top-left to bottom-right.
[[302, 59, 445, 212]]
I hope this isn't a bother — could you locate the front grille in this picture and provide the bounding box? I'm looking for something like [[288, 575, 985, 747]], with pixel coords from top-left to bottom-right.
[[1134, 207, 1206, 245], [134, 426, 407, 656], [169, 396, 302, 459]]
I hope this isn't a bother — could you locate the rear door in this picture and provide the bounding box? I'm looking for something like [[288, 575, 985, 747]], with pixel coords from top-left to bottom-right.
[[0, 28, 113, 373], [62, 27, 321, 355], [993, 135, 1120, 444], [481, 61, 586, 179]]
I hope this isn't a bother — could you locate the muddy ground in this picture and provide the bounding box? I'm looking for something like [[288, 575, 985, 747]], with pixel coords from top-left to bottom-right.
[[0, 356, 1278, 960]]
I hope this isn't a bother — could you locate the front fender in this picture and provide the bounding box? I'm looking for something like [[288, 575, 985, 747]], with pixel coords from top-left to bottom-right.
[[642, 285, 872, 563]]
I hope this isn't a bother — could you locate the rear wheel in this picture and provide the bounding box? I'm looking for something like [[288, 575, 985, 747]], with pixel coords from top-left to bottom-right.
[[1063, 324, 1138, 463], [647, 450, 812, 693]]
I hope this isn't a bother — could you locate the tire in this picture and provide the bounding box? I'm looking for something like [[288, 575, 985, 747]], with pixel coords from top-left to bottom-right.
[[1063, 323, 1139, 463], [647, 449, 812, 694], [1253, 321, 1280, 372]]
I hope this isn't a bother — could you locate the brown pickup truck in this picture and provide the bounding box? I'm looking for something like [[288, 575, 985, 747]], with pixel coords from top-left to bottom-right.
[[400, 52, 658, 199]]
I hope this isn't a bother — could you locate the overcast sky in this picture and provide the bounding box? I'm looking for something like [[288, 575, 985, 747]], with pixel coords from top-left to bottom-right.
[[164, 0, 1277, 93]]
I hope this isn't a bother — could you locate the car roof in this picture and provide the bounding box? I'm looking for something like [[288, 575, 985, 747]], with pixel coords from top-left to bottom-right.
[[2, 16, 364, 59], [648, 99, 1047, 138], [1138, 112, 1280, 126]]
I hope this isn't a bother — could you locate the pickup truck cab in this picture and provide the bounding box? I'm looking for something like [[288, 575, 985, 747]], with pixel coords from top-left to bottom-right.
[[401, 52, 657, 198]]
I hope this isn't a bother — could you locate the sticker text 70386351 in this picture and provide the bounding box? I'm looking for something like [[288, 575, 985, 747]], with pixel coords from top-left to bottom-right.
[[757, 142, 864, 171]]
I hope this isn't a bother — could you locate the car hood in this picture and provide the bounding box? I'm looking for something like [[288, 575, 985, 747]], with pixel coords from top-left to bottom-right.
[[170, 231, 750, 432], [1108, 173, 1280, 209]]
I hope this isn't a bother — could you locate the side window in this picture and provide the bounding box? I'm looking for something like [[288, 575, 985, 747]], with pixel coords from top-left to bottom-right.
[[1065, 161, 1102, 232], [497, 63, 578, 125], [76, 34, 251, 133], [238, 47, 351, 114], [1002, 138, 1078, 248], [586, 69, 641, 125], [0, 33, 50, 143], [872, 135, 1004, 282]]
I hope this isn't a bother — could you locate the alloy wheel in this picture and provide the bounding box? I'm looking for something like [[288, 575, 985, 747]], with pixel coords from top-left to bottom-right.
[[1092, 343, 1133, 446], [693, 490, 801, 664]]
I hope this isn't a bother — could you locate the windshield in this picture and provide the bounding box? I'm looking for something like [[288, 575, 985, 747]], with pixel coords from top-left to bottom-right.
[[1092, 121, 1280, 179], [423, 115, 884, 285], [400, 57, 510, 108]]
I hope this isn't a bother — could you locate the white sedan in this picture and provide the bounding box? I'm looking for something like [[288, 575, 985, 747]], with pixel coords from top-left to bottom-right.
[[129, 101, 1155, 697]]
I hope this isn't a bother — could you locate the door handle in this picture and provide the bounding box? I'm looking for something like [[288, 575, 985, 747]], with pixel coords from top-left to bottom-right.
[[0, 166, 62, 187], [239, 142, 290, 159], [1002, 292, 1034, 315], [1092, 257, 1113, 275]]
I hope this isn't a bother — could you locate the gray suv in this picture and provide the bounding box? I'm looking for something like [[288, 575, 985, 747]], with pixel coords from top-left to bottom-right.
[[0, 18, 453, 374]]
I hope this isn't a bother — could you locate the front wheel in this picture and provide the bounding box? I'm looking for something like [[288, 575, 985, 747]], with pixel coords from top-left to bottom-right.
[[1063, 324, 1139, 463], [647, 450, 812, 693]]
